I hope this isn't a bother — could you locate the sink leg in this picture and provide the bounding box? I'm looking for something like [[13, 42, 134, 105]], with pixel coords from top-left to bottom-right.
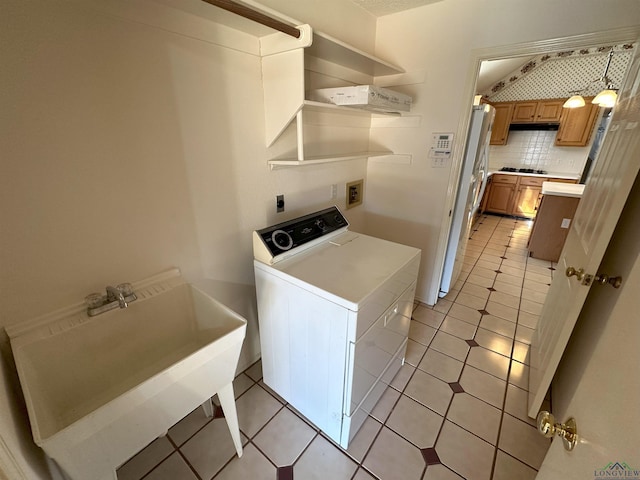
[[218, 382, 243, 458], [201, 397, 214, 418]]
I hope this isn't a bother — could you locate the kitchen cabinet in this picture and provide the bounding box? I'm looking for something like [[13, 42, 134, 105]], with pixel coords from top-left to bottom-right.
[[482, 174, 578, 218], [489, 103, 514, 145], [556, 99, 600, 146], [260, 25, 405, 168], [511, 99, 564, 123], [485, 174, 517, 214]]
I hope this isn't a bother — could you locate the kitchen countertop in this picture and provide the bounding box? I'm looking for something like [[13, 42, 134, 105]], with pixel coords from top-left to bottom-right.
[[541, 181, 585, 198], [487, 170, 581, 181]]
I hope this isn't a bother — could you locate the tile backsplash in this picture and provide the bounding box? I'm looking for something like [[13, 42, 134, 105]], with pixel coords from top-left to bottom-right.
[[489, 131, 590, 175]]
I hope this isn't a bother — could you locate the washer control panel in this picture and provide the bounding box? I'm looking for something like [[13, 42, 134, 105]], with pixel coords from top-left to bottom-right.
[[255, 206, 349, 258]]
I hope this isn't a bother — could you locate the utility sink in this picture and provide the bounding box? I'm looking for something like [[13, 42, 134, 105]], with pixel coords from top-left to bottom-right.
[[6, 269, 247, 480]]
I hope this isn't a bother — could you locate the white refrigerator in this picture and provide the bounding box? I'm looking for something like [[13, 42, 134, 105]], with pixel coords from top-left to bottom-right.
[[439, 104, 495, 297]]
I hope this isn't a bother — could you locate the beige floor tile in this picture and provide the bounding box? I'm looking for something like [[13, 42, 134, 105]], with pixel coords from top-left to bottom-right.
[[424, 464, 465, 480], [526, 257, 551, 267], [418, 348, 464, 383], [295, 436, 358, 480], [504, 384, 539, 427], [434, 298, 453, 314], [476, 258, 502, 271], [461, 283, 491, 300], [508, 360, 529, 390], [253, 408, 315, 466], [524, 271, 551, 285], [523, 279, 550, 294], [387, 395, 443, 447], [479, 253, 504, 264], [345, 416, 382, 463], [496, 265, 524, 278], [454, 292, 487, 310], [117, 437, 174, 480], [466, 273, 495, 288], [459, 365, 507, 409], [405, 339, 428, 366], [363, 427, 426, 480], [479, 315, 515, 338], [492, 450, 537, 480], [470, 266, 499, 281], [391, 363, 415, 392], [353, 468, 378, 479], [492, 280, 522, 297], [521, 289, 547, 304], [404, 369, 453, 415], [524, 264, 554, 276], [448, 303, 483, 326], [430, 331, 471, 361], [517, 311, 540, 329], [447, 393, 502, 444], [512, 342, 530, 365], [474, 329, 513, 358], [371, 386, 401, 423], [515, 325, 534, 345], [489, 291, 520, 309], [168, 406, 211, 447], [233, 373, 256, 398], [413, 306, 446, 328], [440, 316, 477, 340], [409, 321, 437, 346], [466, 347, 510, 380], [520, 299, 543, 315], [215, 443, 276, 480], [485, 301, 518, 323], [500, 258, 526, 269], [493, 272, 522, 286], [498, 414, 550, 470], [181, 418, 248, 480], [144, 453, 197, 480], [244, 360, 263, 382], [235, 384, 283, 437], [436, 420, 495, 480]]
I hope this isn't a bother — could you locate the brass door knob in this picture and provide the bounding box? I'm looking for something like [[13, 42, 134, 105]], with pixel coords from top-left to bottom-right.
[[565, 266, 585, 281], [537, 411, 578, 451], [594, 274, 623, 288]]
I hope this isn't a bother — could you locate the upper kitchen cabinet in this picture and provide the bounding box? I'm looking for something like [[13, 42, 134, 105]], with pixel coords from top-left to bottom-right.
[[511, 99, 564, 123], [489, 103, 514, 145], [260, 25, 406, 167], [556, 99, 600, 146]]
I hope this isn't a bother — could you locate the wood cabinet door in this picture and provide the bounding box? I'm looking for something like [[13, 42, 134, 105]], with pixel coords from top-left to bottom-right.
[[486, 183, 515, 214], [556, 101, 600, 146], [489, 103, 513, 145], [513, 185, 542, 218], [535, 100, 564, 122], [511, 101, 538, 122]]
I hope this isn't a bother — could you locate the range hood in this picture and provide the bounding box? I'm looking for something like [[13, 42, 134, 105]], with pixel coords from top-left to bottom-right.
[[309, 85, 412, 113], [509, 123, 559, 131]]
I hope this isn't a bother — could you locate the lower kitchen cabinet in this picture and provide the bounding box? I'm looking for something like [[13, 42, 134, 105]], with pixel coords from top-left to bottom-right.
[[481, 174, 578, 218]]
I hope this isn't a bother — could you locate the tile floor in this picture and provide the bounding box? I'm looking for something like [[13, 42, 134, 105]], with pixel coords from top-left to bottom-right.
[[117, 214, 554, 480]]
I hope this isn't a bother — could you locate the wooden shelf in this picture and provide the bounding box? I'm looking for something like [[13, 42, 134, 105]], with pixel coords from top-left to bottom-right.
[[268, 151, 393, 169]]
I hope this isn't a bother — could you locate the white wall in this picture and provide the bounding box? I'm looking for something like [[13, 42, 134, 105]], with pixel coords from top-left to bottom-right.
[[370, 0, 640, 304], [0, 0, 376, 477]]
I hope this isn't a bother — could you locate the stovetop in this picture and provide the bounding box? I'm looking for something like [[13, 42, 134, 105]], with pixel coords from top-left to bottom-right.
[[500, 167, 548, 175]]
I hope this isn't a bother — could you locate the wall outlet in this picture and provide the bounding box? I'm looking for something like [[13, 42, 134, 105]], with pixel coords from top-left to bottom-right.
[[346, 179, 363, 209], [276, 194, 284, 213], [331, 184, 337, 199]]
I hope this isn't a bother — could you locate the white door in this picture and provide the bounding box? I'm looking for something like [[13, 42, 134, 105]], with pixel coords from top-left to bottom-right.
[[535, 174, 640, 479], [528, 43, 640, 416]]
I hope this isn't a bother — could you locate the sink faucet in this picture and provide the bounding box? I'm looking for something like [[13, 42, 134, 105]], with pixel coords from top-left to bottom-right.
[[85, 283, 137, 316], [106, 285, 128, 308]]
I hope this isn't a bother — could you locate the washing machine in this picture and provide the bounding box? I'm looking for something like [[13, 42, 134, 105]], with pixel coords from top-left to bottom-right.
[[253, 206, 420, 448]]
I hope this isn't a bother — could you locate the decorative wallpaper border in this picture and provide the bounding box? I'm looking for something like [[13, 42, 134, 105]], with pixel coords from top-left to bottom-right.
[[482, 43, 636, 101]]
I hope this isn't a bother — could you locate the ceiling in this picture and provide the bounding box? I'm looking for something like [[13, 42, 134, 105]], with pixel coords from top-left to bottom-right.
[[348, 0, 443, 16]]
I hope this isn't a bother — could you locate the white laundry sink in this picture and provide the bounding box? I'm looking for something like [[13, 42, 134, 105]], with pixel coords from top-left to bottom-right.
[[7, 269, 246, 480]]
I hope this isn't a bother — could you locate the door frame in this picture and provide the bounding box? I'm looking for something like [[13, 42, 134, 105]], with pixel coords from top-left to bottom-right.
[[430, 25, 640, 305]]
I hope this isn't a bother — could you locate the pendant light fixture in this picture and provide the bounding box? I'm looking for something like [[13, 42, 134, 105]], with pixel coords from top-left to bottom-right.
[[563, 48, 618, 109]]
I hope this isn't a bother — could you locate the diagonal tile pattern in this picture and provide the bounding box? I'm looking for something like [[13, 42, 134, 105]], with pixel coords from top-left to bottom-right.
[[117, 214, 553, 480]]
